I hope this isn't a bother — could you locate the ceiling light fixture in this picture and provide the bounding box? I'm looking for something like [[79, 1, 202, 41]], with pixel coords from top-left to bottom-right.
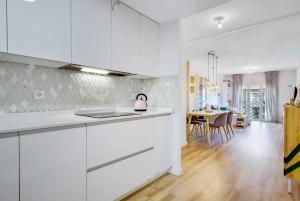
[[214, 16, 224, 29], [207, 51, 215, 87], [207, 51, 220, 92], [24, 0, 36, 2]]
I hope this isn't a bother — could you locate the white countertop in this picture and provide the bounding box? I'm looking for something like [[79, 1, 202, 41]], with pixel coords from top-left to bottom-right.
[[0, 107, 173, 135]]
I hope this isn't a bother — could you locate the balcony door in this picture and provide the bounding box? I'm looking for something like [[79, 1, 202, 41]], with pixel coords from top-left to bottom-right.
[[242, 88, 266, 121]]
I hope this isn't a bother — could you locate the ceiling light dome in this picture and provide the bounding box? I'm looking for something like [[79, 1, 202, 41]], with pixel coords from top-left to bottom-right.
[[214, 16, 224, 29]]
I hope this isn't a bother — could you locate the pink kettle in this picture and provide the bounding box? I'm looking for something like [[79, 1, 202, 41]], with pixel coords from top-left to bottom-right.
[[134, 93, 147, 111]]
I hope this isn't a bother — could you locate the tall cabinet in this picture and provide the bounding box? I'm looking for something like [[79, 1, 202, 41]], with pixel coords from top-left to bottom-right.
[[112, 1, 140, 74], [0, 0, 6, 52], [0, 135, 19, 201], [284, 106, 300, 179], [72, 0, 111, 69], [7, 0, 71, 62]]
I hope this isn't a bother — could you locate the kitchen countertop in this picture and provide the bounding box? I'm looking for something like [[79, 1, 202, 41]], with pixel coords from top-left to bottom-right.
[[0, 107, 173, 135]]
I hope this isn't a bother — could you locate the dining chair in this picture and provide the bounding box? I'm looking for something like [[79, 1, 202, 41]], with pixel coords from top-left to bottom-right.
[[188, 116, 204, 136], [209, 113, 229, 143], [226, 111, 234, 138]]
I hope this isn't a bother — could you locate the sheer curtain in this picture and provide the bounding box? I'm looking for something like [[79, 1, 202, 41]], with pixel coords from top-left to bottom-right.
[[232, 74, 243, 110], [265, 71, 279, 123]]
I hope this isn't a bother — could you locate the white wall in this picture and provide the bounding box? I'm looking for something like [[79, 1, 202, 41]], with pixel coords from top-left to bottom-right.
[[277, 70, 297, 123], [159, 20, 182, 175], [243, 73, 266, 89], [221, 75, 232, 106], [189, 61, 207, 78], [297, 65, 300, 85]]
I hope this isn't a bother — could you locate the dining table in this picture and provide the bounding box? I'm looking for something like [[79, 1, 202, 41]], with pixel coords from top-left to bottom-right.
[[186, 110, 229, 145]]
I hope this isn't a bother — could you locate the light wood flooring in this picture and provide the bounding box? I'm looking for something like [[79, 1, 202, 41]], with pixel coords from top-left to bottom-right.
[[123, 121, 300, 201]]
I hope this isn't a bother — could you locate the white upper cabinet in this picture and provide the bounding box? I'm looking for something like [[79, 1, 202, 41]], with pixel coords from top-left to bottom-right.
[[0, 136, 19, 201], [7, 0, 71, 62], [139, 15, 160, 77], [72, 0, 111, 68], [0, 0, 6, 52], [112, 1, 139, 74]]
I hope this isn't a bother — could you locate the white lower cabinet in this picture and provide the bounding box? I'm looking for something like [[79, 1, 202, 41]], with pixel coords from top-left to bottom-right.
[[87, 150, 154, 201], [0, 135, 19, 201], [20, 127, 86, 201], [86, 115, 172, 201]]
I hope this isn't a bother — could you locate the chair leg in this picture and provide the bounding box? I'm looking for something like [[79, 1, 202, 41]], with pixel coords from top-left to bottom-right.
[[227, 125, 232, 139], [195, 124, 199, 135], [200, 125, 204, 137], [211, 127, 216, 138], [191, 125, 196, 136], [226, 125, 232, 139], [230, 125, 235, 136], [223, 126, 229, 141], [198, 125, 202, 137], [218, 127, 224, 143]]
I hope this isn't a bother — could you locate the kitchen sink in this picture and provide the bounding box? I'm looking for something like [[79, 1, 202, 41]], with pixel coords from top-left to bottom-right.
[[76, 111, 140, 119]]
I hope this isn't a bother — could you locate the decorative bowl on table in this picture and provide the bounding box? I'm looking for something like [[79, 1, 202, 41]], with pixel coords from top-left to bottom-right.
[[219, 106, 228, 111]]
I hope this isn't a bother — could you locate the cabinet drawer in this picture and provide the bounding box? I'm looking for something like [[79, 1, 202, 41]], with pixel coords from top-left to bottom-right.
[[87, 118, 154, 169], [87, 150, 154, 201]]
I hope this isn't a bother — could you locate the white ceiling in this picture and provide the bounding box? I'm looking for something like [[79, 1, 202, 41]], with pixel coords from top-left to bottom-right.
[[120, 0, 231, 23], [182, 0, 300, 74], [184, 15, 300, 75], [181, 0, 300, 43]]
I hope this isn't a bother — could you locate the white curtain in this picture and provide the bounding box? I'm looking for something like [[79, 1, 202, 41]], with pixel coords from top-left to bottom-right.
[[232, 74, 243, 110], [265, 71, 278, 123]]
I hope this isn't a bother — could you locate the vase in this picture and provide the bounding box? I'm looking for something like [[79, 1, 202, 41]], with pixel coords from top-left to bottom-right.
[[295, 86, 300, 107]]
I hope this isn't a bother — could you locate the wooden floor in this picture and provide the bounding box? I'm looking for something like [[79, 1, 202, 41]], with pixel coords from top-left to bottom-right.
[[123, 121, 300, 201]]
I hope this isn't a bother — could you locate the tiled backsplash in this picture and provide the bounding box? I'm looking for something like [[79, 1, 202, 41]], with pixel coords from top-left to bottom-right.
[[0, 61, 178, 113]]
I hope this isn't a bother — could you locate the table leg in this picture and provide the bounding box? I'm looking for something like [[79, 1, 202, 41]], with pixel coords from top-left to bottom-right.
[[205, 117, 211, 145], [187, 115, 192, 143]]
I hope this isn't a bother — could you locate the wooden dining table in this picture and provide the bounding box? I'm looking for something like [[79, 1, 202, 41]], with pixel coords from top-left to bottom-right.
[[187, 110, 228, 145]]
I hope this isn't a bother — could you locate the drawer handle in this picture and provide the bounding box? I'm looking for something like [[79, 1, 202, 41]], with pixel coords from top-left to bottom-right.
[[87, 147, 154, 173]]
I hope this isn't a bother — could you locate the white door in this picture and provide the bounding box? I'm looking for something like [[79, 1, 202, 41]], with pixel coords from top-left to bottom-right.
[[72, 0, 111, 69], [140, 15, 160, 77], [7, 0, 71, 62], [112, 1, 139, 74], [0, 0, 6, 52], [20, 127, 86, 201], [0, 136, 19, 201]]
